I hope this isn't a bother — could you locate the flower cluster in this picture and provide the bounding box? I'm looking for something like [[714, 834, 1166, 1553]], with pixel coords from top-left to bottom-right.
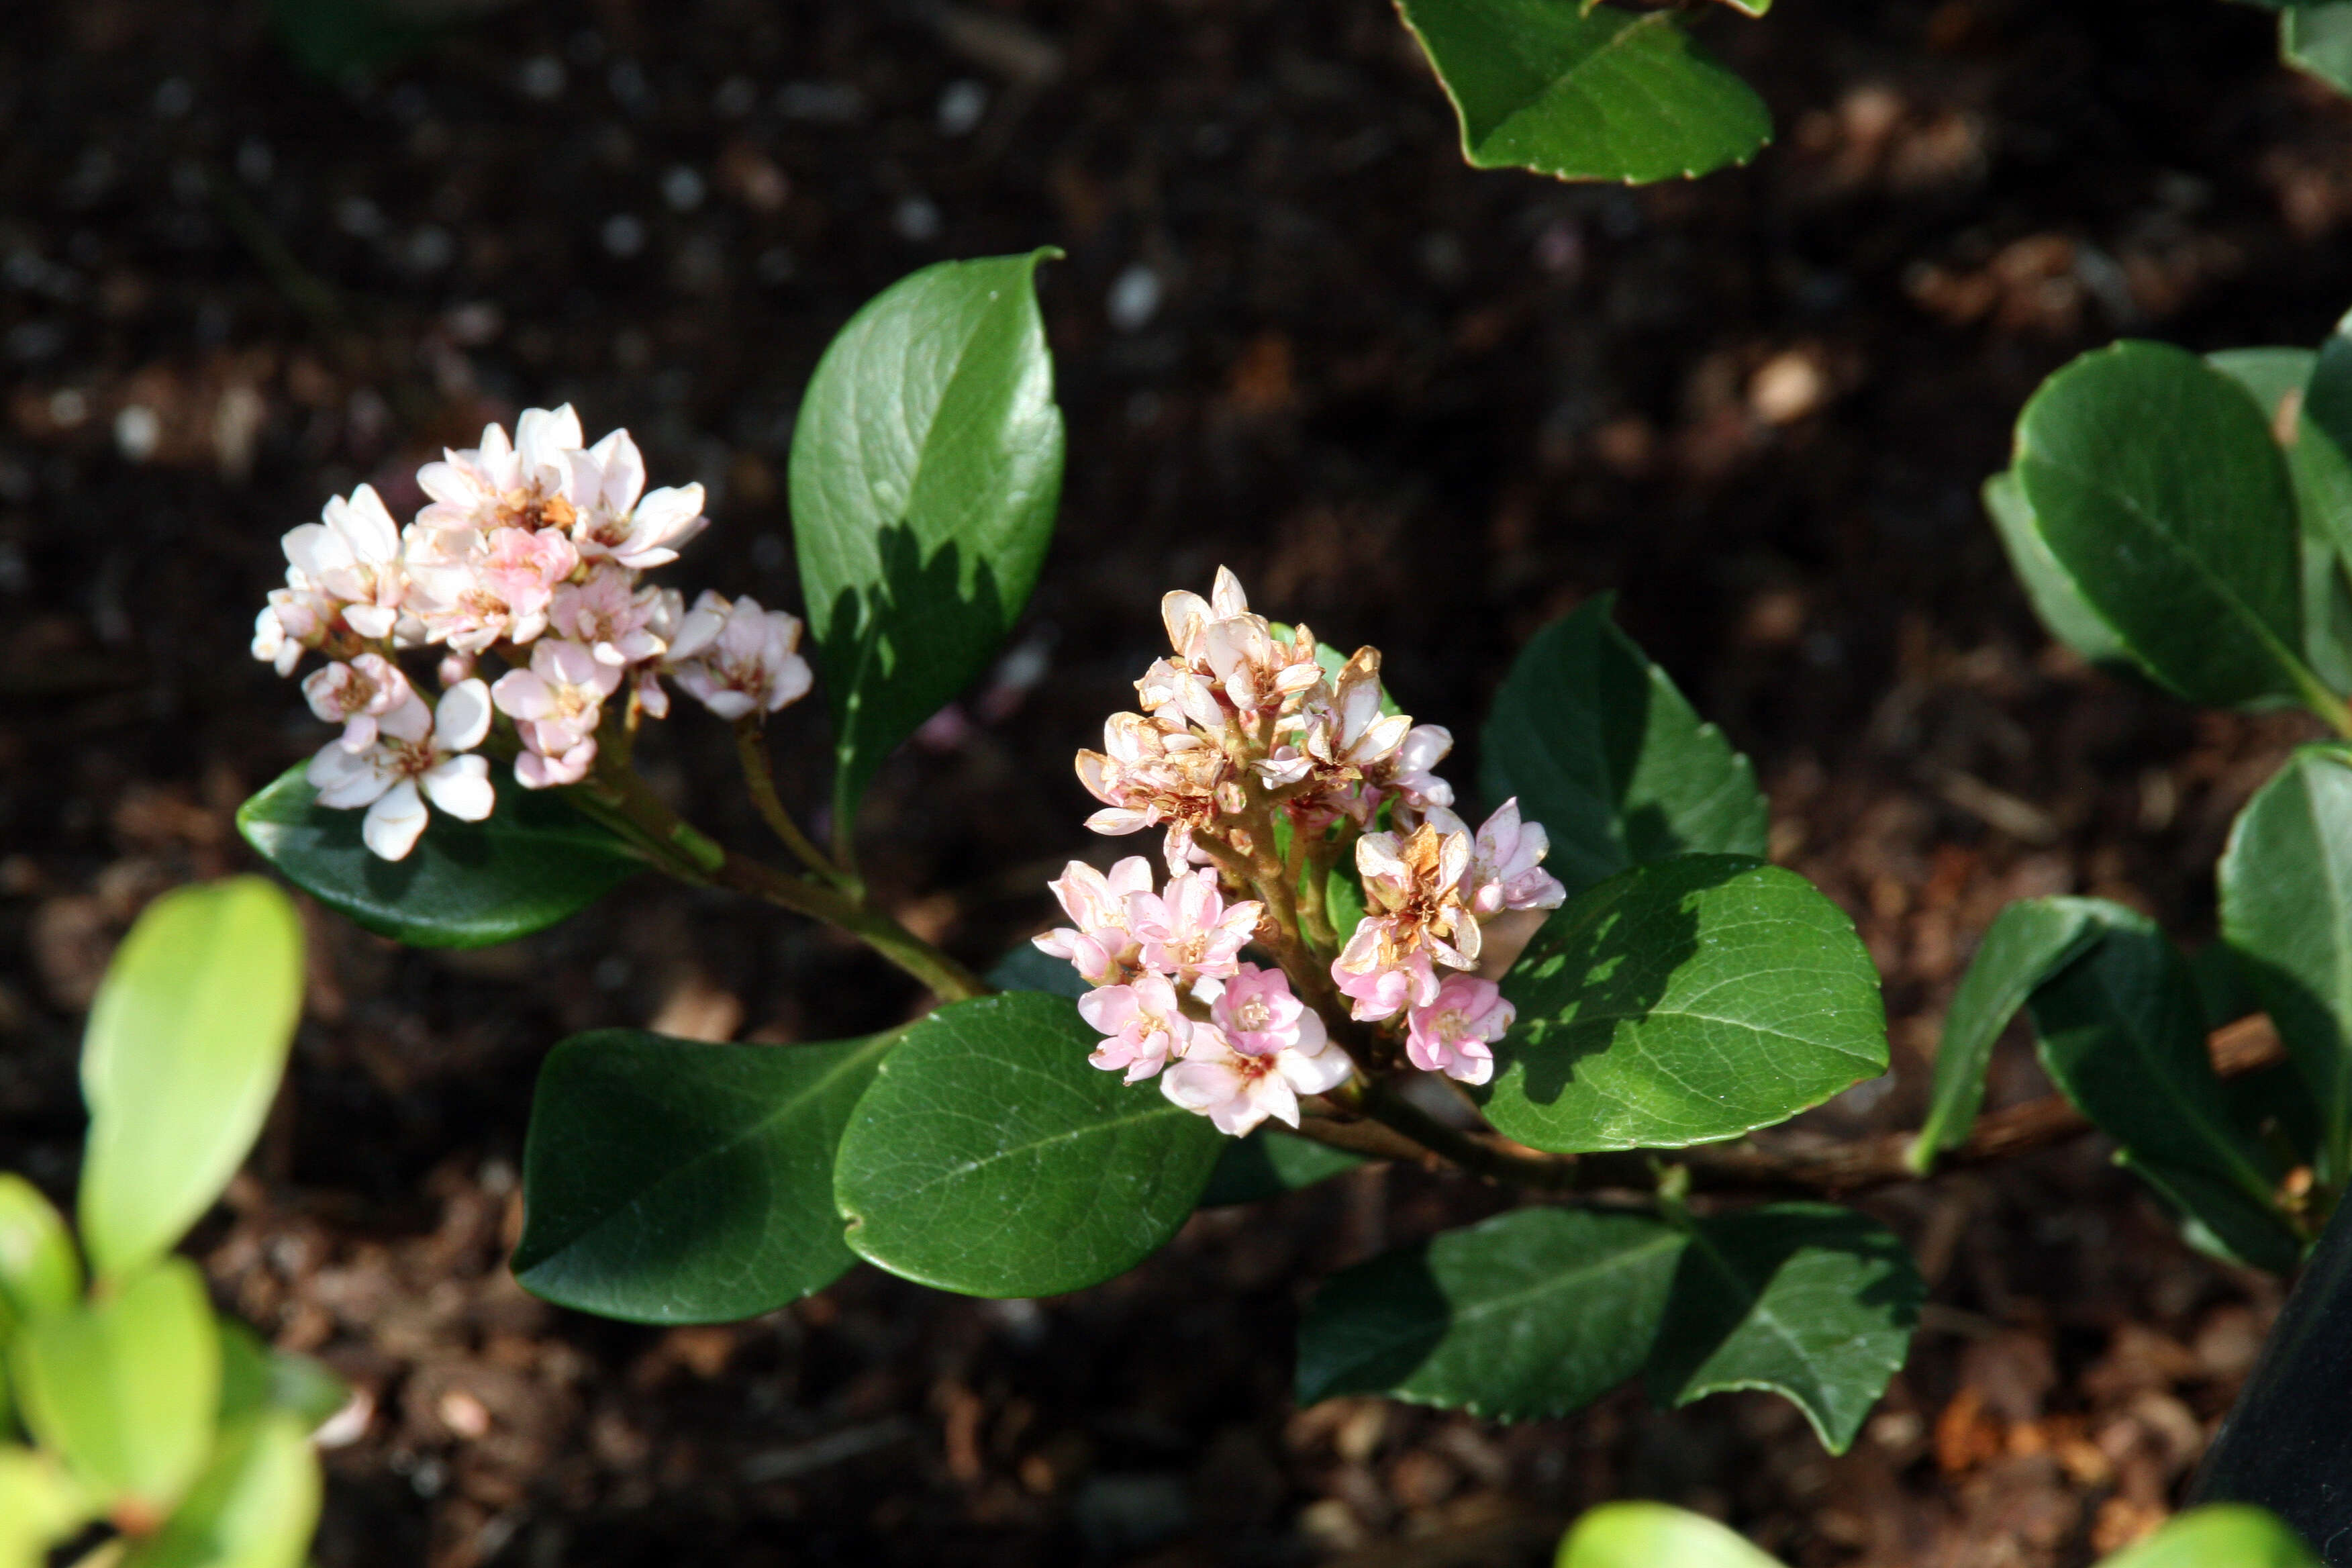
[[1053, 569, 1569, 1132], [1036, 858, 1353, 1136], [254, 407, 814, 859]]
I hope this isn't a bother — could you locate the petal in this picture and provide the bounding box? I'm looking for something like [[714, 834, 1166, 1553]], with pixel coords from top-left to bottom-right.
[[1209, 567, 1249, 620], [423, 755, 495, 820], [362, 780, 430, 859], [435, 678, 494, 751], [375, 693, 433, 743]]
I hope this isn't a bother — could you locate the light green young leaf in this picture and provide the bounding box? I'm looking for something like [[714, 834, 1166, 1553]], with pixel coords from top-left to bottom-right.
[[513, 1030, 897, 1323], [791, 252, 1065, 831], [0, 1447, 91, 1568], [79, 877, 303, 1283], [2102, 1505, 2318, 1568], [1910, 897, 2105, 1169], [11, 1259, 219, 1522], [2026, 906, 2302, 1273], [2012, 341, 2318, 713], [238, 764, 642, 950], [834, 993, 1222, 1297], [1199, 1128, 1367, 1208], [2222, 745, 2352, 1185], [1555, 1502, 1782, 1568], [1479, 595, 1768, 899], [120, 1414, 320, 1568], [1481, 855, 1886, 1153], [0, 1175, 81, 1322], [215, 1321, 349, 1434], [2285, 3, 2352, 95], [1295, 1207, 1684, 1418], [1395, 0, 1771, 184], [1645, 1204, 1923, 1455]]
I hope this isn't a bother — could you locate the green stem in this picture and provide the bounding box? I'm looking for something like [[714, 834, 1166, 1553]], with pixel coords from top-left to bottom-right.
[[2304, 671, 2352, 741], [734, 718, 852, 887]]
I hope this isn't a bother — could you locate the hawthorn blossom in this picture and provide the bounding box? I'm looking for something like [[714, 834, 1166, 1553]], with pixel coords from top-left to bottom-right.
[[1330, 820, 1481, 1020], [1449, 797, 1567, 916], [550, 565, 674, 667], [415, 405, 587, 537], [1075, 709, 1232, 873], [1405, 973, 1514, 1087], [1128, 868, 1261, 984], [489, 640, 620, 788], [568, 428, 709, 570], [405, 525, 579, 653], [1211, 963, 1324, 1058], [1078, 972, 1195, 1083], [1033, 856, 1157, 986], [667, 592, 813, 720], [282, 484, 407, 640], [306, 679, 495, 861], [1160, 1024, 1353, 1136], [303, 653, 413, 751]]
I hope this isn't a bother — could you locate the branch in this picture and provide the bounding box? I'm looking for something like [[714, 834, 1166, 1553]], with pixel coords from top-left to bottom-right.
[[1289, 1015, 2289, 1198], [734, 717, 852, 887]]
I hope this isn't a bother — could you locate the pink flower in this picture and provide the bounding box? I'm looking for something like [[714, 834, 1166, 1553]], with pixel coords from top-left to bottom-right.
[[1128, 869, 1261, 983], [252, 584, 334, 675], [667, 592, 814, 720], [406, 525, 579, 654], [568, 428, 709, 570], [1379, 724, 1456, 814], [491, 640, 622, 788], [1075, 710, 1231, 874], [1159, 1024, 1353, 1136], [1331, 948, 1440, 1022], [1077, 973, 1194, 1083], [1157, 567, 1320, 718], [415, 405, 586, 536], [1405, 974, 1514, 1087], [1210, 963, 1322, 1057], [1032, 856, 1156, 986], [550, 564, 671, 667], [1330, 820, 1481, 1020], [1434, 799, 1567, 916], [305, 679, 495, 861], [303, 653, 414, 751], [279, 483, 407, 641]]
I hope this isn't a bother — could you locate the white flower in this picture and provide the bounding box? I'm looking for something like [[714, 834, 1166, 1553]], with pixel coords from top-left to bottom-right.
[[1075, 709, 1231, 874], [280, 483, 407, 641], [1157, 567, 1321, 718], [667, 592, 814, 720], [568, 428, 709, 570], [491, 640, 621, 789], [1033, 856, 1156, 986], [1160, 1023, 1353, 1136], [403, 524, 579, 654], [302, 653, 414, 751], [305, 679, 495, 861], [414, 405, 586, 536], [550, 564, 671, 667]]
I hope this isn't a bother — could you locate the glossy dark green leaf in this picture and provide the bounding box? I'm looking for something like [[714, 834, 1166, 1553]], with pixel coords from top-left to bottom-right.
[[1395, 0, 1771, 184], [2286, 3, 2352, 94], [1910, 897, 2104, 1170], [2223, 746, 2352, 1184], [238, 763, 642, 949], [2012, 341, 2318, 712], [79, 877, 303, 1282], [2026, 906, 2302, 1273], [11, 1259, 219, 1521], [1645, 1204, 1922, 1455], [514, 1030, 897, 1323], [1295, 1207, 1684, 1418], [1479, 596, 1768, 899], [1983, 470, 2135, 671], [2208, 346, 2352, 691], [121, 1413, 320, 1568], [834, 993, 1222, 1297], [1199, 1128, 1367, 1208], [985, 944, 1089, 1000], [1555, 1502, 1782, 1568], [215, 1322, 350, 1434], [2104, 1506, 2319, 1568], [1482, 856, 1886, 1153], [791, 252, 1065, 826]]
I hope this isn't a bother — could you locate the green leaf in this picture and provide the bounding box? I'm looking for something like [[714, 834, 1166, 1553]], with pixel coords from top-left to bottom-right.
[[791, 252, 1065, 827], [1910, 897, 2105, 1169], [1395, 0, 1771, 184], [12, 1259, 219, 1522], [238, 763, 641, 950], [215, 1322, 348, 1434], [2222, 746, 2352, 1183], [1983, 470, 2135, 671], [834, 993, 1222, 1297], [0, 1175, 81, 1322], [2012, 340, 2317, 712], [2025, 906, 2302, 1273], [2208, 347, 2352, 691], [1295, 1206, 1684, 1418], [2285, 3, 2352, 95], [120, 1414, 320, 1568], [2101, 1505, 2318, 1568], [985, 944, 1089, 1000], [79, 878, 303, 1283], [1645, 1204, 1922, 1455], [1479, 596, 1768, 899], [0, 1447, 90, 1568], [513, 1030, 895, 1323], [1481, 855, 1886, 1153], [1555, 1502, 1783, 1568], [1199, 1128, 1367, 1207]]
